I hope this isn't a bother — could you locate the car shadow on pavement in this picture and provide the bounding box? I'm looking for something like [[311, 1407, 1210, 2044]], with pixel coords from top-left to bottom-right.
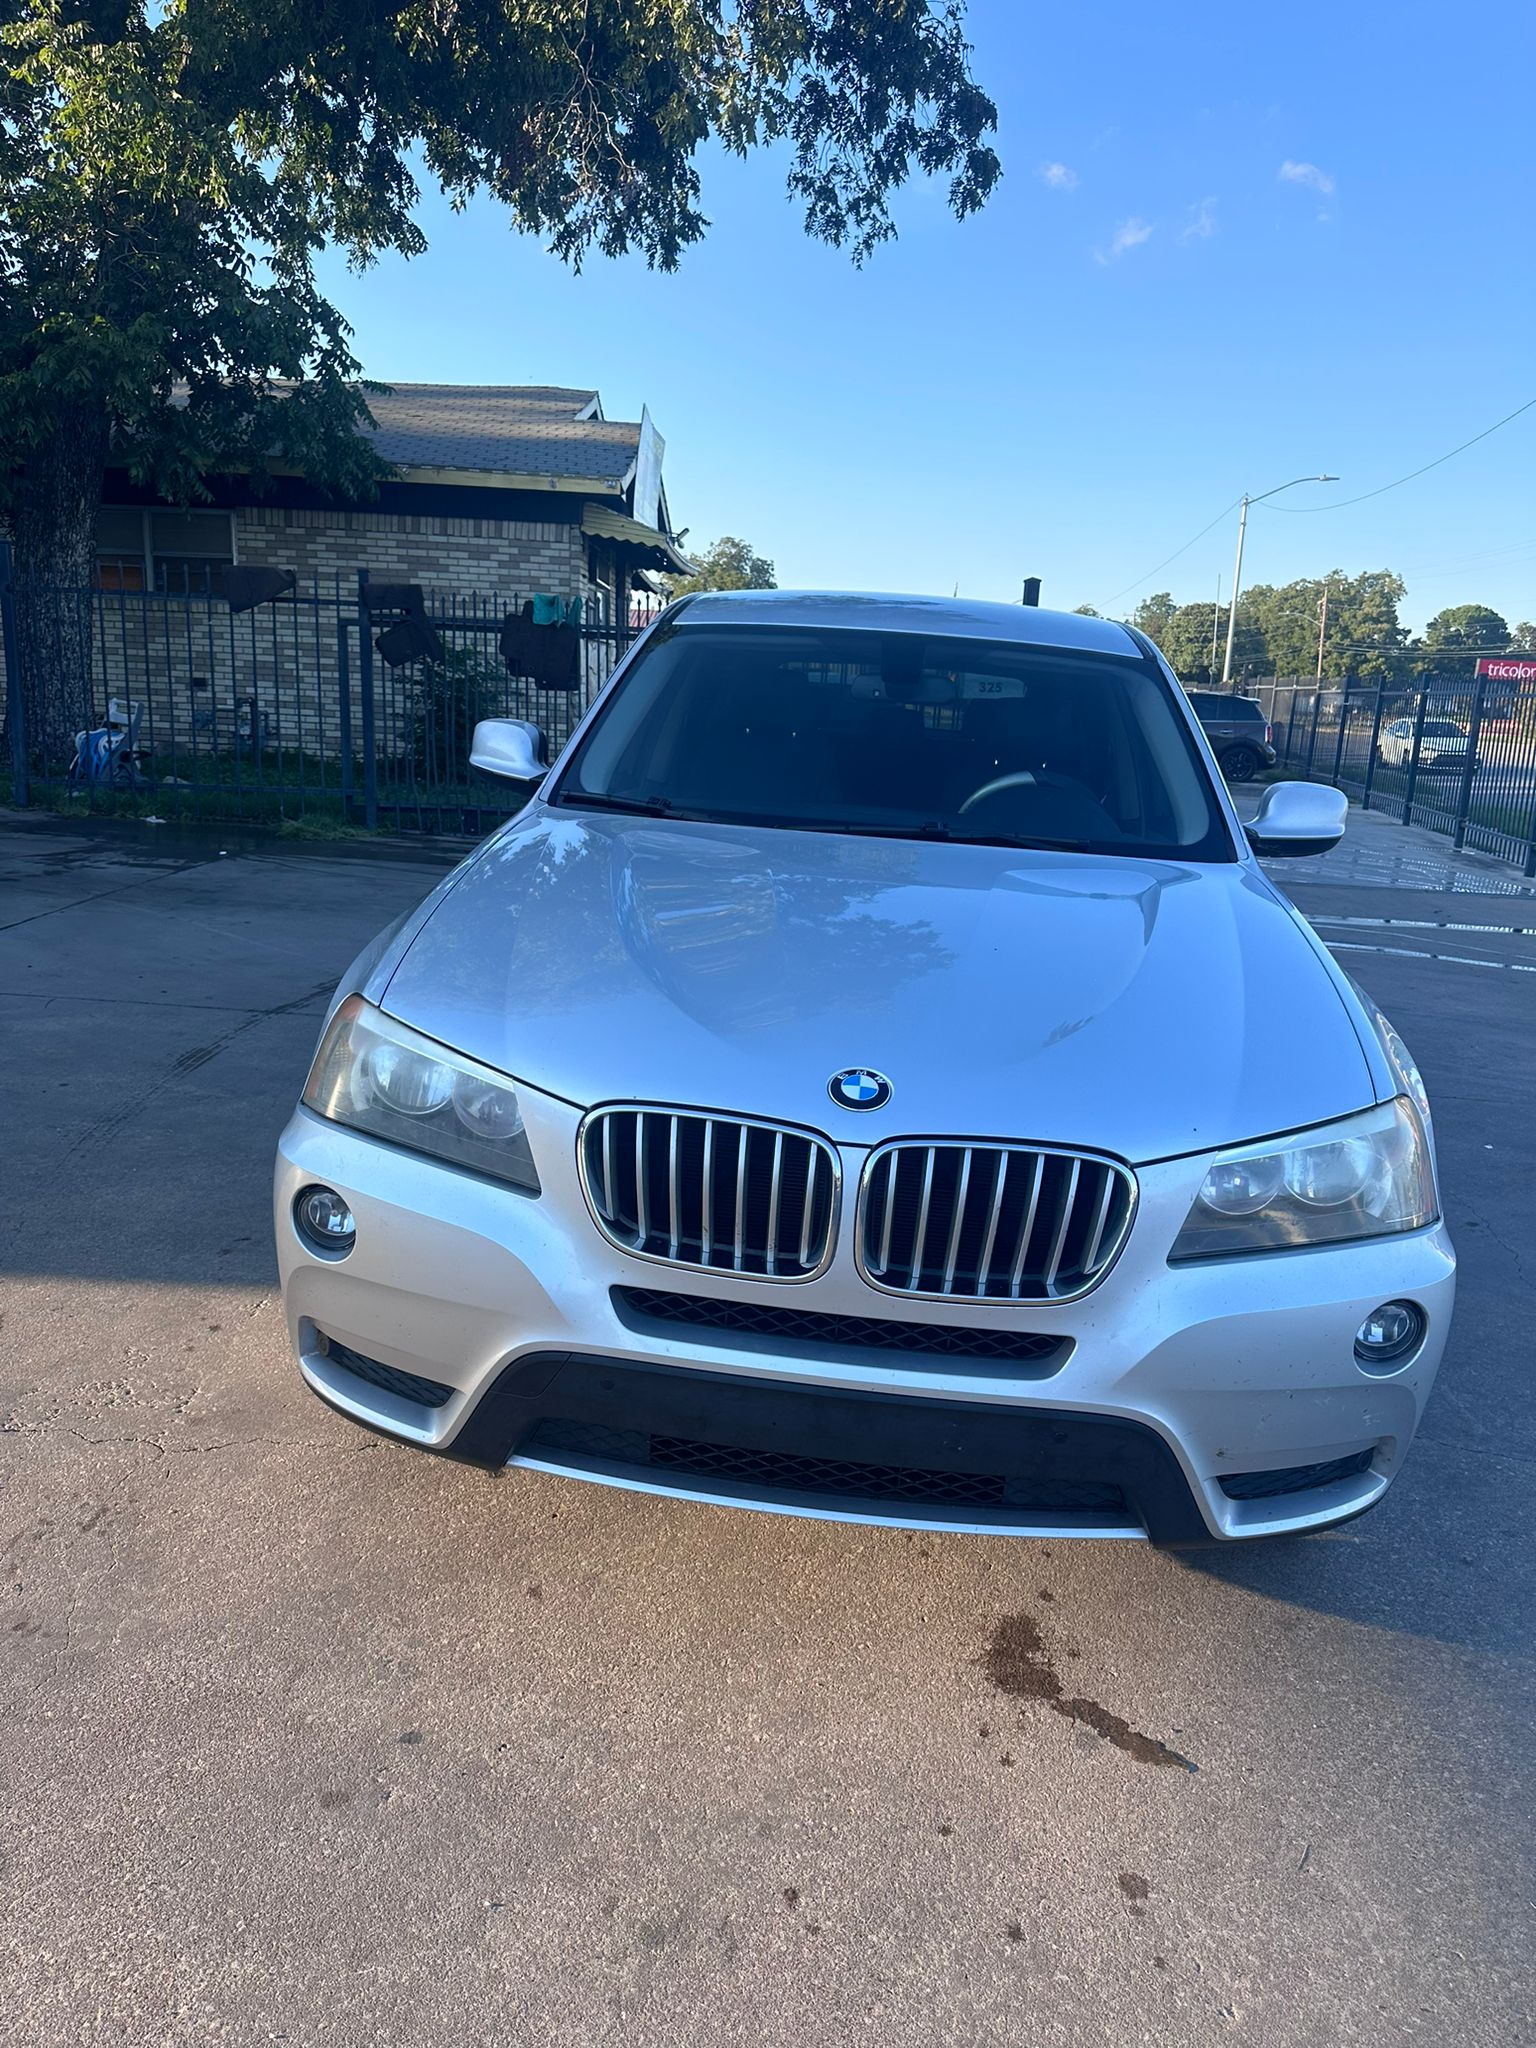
[[1173, 1443, 1534, 1659]]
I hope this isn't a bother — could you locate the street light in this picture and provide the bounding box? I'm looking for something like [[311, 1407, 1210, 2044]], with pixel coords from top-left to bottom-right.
[[1221, 475, 1338, 684]]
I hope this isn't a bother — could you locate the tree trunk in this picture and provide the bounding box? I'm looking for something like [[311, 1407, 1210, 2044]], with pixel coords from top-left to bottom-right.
[[10, 404, 109, 768]]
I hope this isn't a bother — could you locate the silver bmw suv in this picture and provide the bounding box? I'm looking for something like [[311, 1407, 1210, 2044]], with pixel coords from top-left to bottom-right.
[[274, 594, 1454, 1543]]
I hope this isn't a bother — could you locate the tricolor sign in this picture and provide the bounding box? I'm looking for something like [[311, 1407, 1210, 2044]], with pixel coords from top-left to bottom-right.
[[1476, 657, 1536, 683]]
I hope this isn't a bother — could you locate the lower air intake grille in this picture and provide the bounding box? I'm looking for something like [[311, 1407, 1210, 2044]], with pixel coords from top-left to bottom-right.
[[581, 1107, 837, 1280], [858, 1141, 1136, 1302], [521, 1420, 1125, 1513], [320, 1337, 455, 1410], [613, 1285, 1067, 1368], [1219, 1449, 1374, 1500]]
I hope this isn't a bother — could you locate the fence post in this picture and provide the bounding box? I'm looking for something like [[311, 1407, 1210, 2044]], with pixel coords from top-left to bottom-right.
[[1361, 683, 1386, 811], [0, 540, 26, 808], [1303, 686, 1324, 776], [1401, 687, 1430, 827], [1330, 691, 1350, 784], [337, 615, 355, 821], [1452, 677, 1488, 850], [357, 570, 377, 831]]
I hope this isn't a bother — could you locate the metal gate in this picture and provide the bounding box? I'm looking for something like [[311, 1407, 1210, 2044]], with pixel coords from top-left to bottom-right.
[[2, 551, 638, 836]]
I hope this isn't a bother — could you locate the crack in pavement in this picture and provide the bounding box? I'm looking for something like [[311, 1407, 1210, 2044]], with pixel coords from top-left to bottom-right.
[[59, 978, 336, 1162], [0, 854, 218, 935], [7, 1418, 385, 1459]]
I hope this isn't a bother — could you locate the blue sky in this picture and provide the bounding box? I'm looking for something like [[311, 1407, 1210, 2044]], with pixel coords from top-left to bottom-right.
[[317, 0, 1536, 635]]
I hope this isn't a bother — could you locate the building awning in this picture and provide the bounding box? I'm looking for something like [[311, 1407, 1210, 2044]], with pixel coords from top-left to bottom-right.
[[581, 503, 696, 577]]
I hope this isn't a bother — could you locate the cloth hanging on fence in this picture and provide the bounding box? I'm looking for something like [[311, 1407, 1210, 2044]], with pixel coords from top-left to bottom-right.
[[374, 614, 446, 666], [531, 592, 584, 628], [498, 601, 582, 690], [365, 583, 427, 618], [222, 566, 297, 614]]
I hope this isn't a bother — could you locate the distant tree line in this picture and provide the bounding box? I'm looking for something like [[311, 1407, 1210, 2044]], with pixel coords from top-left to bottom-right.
[[1078, 577, 1535, 685]]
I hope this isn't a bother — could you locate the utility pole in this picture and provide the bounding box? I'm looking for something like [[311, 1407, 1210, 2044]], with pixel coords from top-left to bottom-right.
[[1315, 579, 1330, 683], [1221, 499, 1251, 687], [1210, 575, 1222, 679], [1221, 474, 1339, 683]]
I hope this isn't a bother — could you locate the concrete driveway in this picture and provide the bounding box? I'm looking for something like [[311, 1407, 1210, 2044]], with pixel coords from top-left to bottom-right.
[[3, 808, 1533, 2047]]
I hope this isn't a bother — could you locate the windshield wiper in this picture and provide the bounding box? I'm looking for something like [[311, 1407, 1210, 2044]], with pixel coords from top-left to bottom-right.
[[561, 791, 675, 817], [818, 820, 955, 842], [953, 832, 1097, 852], [814, 821, 1097, 853]]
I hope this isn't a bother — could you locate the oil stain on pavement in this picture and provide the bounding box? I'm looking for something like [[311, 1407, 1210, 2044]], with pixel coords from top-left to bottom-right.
[[983, 1613, 1198, 1773]]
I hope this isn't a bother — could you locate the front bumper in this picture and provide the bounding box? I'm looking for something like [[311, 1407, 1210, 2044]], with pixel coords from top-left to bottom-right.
[[274, 1090, 1456, 1543]]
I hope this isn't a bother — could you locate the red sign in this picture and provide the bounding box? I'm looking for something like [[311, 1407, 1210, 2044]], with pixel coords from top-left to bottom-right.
[[1476, 657, 1536, 682]]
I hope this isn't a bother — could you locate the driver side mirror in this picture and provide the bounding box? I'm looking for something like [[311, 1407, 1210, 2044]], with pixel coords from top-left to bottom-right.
[[1243, 780, 1347, 859], [470, 718, 548, 784]]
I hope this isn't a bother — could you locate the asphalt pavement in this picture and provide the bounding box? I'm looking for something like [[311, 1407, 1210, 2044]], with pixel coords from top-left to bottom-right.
[[2, 804, 1533, 2048]]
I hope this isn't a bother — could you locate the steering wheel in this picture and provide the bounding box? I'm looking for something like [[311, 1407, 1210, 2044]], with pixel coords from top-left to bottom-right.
[[959, 768, 1101, 814]]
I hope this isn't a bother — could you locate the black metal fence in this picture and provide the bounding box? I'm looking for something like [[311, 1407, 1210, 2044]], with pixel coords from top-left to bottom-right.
[[7, 559, 1536, 872], [1245, 674, 1536, 874], [2, 552, 638, 836]]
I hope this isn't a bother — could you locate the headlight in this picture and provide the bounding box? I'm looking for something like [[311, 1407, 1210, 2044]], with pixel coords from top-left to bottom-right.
[[1346, 977, 1434, 1135], [301, 995, 539, 1193], [1169, 1098, 1435, 1262]]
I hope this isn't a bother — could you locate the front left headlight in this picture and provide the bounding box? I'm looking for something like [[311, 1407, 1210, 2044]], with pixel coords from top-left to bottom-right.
[[1169, 1097, 1436, 1262], [302, 995, 540, 1193]]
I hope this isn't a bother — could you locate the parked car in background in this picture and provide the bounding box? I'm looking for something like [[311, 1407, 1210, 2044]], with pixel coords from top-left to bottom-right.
[[1376, 718, 1480, 772], [276, 594, 1453, 1547], [1185, 691, 1277, 783]]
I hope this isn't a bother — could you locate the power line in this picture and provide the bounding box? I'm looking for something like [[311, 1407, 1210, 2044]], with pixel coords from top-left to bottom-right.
[[1100, 496, 1243, 607], [1262, 398, 1536, 513]]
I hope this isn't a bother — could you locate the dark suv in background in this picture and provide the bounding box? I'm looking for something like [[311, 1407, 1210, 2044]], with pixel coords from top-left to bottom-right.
[[1185, 691, 1277, 783]]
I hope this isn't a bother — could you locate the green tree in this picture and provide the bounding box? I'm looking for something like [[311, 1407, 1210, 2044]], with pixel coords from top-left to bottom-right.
[[1160, 602, 1223, 681], [1130, 592, 1177, 643], [1512, 622, 1536, 654], [1071, 603, 1102, 617], [1423, 603, 1511, 650], [1319, 570, 1409, 682], [664, 536, 777, 599], [1240, 570, 1407, 683], [0, 4, 999, 756]]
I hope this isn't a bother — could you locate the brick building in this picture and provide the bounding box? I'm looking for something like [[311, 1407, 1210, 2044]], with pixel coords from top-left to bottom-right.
[[62, 386, 692, 773], [92, 383, 693, 619]]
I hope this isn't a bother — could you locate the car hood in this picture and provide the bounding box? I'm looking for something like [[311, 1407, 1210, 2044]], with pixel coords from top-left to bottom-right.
[[380, 810, 1374, 1162]]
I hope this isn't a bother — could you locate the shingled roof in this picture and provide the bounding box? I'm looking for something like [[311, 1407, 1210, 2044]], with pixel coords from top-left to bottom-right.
[[359, 384, 642, 483]]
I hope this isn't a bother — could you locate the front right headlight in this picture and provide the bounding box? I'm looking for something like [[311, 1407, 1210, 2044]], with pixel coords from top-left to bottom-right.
[[1169, 1097, 1436, 1262], [302, 995, 540, 1193]]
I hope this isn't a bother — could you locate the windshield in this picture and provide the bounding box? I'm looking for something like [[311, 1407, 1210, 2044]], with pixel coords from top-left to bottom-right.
[[556, 623, 1234, 860], [1420, 721, 1468, 737]]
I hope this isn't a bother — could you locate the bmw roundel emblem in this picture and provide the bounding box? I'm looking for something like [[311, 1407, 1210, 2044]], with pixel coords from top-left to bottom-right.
[[829, 1067, 893, 1112]]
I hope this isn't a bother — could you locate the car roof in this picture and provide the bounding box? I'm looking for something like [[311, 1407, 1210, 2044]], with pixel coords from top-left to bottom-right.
[[672, 589, 1143, 659]]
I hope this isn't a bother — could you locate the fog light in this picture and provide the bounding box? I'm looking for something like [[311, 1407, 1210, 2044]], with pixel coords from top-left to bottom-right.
[[1354, 1299, 1424, 1372], [295, 1185, 356, 1257]]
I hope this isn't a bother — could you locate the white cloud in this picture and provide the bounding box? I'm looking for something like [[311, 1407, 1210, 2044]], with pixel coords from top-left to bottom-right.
[[1095, 216, 1156, 263], [1179, 197, 1218, 241], [1038, 161, 1079, 192], [1278, 159, 1335, 195]]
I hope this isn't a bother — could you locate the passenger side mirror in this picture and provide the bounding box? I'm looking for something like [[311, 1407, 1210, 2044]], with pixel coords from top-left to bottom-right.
[[470, 718, 548, 784], [1243, 780, 1347, 859]]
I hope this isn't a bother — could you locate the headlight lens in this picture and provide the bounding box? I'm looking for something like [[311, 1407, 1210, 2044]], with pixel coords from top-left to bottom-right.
[[1169, 1098, 1435, 1261], [302, 995, 539, 1192], [1348, 980, 1434, 1135]]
